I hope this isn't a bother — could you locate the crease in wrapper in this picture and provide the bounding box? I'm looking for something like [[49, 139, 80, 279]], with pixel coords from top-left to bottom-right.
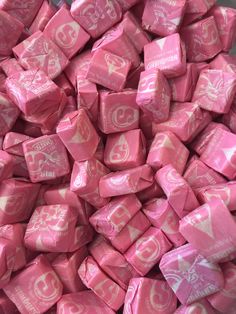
[[3, 132, 32, 157], [117, 0, 139, 11], [1, 58, 24, 77], [136, 181, 164, 203], [0, 92, 20, 137], [223, 97, 236, 133], [182, 0, 216, 26]]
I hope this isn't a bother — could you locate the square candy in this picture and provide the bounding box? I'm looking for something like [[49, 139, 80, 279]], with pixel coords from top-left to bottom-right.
[[144, 33, 186, 78], [0, 150, 13, 182], [86, 49, 131, 92], [179, 199, 236, 262], [210, 53, 236, 74], [0, 92, 20, 137], [3, 132, 32, 157], [43, 6, 90, 59]]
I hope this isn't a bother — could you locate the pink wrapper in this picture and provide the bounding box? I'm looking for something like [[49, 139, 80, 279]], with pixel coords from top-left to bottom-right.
[[144, 33, 186, 78], [110, 211, 151, 253], [0, 150, 13, 182], [57, 290, 115, 314], [147, 131, 189, 174], [174, 299, 215, 314], [23, 134, 70, 183], [3, 132, 32, 157], [0, 178, 40, 225], [99, 90, 139, 134], [160, 243, 224, 305], [3, 255, 63, 314], [1, 58, 24, 77], [89, 194, 141, 238], [143, 198, 186, 247], [142, 0, 186, 36], [86, 49, 131, 92], [99, 164, 154, 198], [43, 6, 90, 59], [181, 16, 222, 62], [62, 96, 77, 117], [136, 69, 171, 123], [52, 246, 88, 293], [124, 278, 177, 314], [125, 227, 172, 276], [70, 0, 122, 38], [0, 72, 6, 93], [78, 256, 126, 311], [136, 182, 164, 203], [192, 69, 236, 113], [179, 199, 236, 262], [222, 97, 236, 133], [210, 53, 236, 74], [0, 92, 20, 137], [200, 128, 236, 180], [57, 109, 100, 161], [89, 236, 138, 290], [13, 31, 69, 79], [54, 74, 74, 96], [156, 165, 199, 218], [117, 0, 139, 11], [0, 290, 18, 314], [183, 0, 216, 25], [70, 158, 110, 208], [0, 239, 15, 288]]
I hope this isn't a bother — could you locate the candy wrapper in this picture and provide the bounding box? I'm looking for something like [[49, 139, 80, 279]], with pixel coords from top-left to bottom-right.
[[56, 109, 100, 161], [0, 239, 15, 288], [125, 227, 172, 276], [147, 131, 189, 174], [0, 92, 20, 137], [183, 0, 216, 25], [99, 164, 154, 198], [89, 194, 141, 238], [3, 132, 32, 156], [143, 198, 186, 247], [124, 278, 177, 314], [0, 290, 18, 314], [1, 58, 24, 77], [0, 150, 13, 182], [156, 165, 199, 218], [3, 255, 62, 314], [160, 243, 224, 305], [179, 199, 236, 263], [78, 256, 126, 311], [210, 53, 236, 74], [174, 299, 215, 314], [99, 90, 139, 134], [144, 33, 186, 78]]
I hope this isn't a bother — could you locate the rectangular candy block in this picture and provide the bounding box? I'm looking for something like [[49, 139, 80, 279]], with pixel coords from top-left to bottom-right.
[[0, 93, 20, 137], [13, 31, 69, 79], [156, 165, 199, 218], [0, 239, 15, 289], [0, 150, 13, 182], [175, 300, 216, 314], [210, 53, 236, 74], [23, 134, 70, 183], [3, 255, 63, 314], [70, 0, 122, 38], [99, 164, 154, 198], [125, 227, 172, 276], [99, 90, 139, 134], [78, 256, 126, 311], [89, 194, 141, 238], [43, 6, 90, 59], [183, 0, 216, 25], [179, 199, 236, 262], [124, 278, 177, 314], [56, 109, 100, 161], [142, 0, 186, 36], [144, 33, 186, 78], [192, 69, 236, 113], [147, 131, 189, 174], [86, 49, 131, 92], [136, 69, 171, 123], [160, 243, 224, 305], [3, 132, 32, 157], [143, 198, 186, 247]]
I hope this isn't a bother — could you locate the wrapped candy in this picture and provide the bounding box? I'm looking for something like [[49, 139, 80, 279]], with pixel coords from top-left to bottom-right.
[[0, 58, 24, 77], [0, 150, 13, 182], [183, 0, 216, 25], [0, 92, 20, 137], [210, 53, 236, 74], [3, 132, 32, 156], [174, 299, 215, 314]]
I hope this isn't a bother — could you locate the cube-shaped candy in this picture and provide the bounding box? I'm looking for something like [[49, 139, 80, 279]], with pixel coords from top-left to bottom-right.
[[99, 90, 139, 134], [156, 165, 199, 218], [99, 164, 154, 198], [43, 6, 90, 59], [0, 178, 40, 225], [3, 255, 63, 314], [86, 49, 131, 92], [210, 53, 236, 74], [70, 0, 122, 38], [144, 33, 186, 78], [174, 299, 216, 314], [0, 290, 18, 314], [56, 109, 100, 161], [0, 239, 15, 288], [136, 69, 171, 123], [13, 31, 69, 79], [70, 158, 110, 208], [1, 58, 24, 77], [147, 131, 189, 174], [181, 16, 222, 62], [143, 198, 186, 247], [23, 134, 70, 183], [0, 150, 13, 182], [192, 69, 236, 113], [110, 211, 151, 253], [124, 278, 177, 314], [160, 243, 224, 305], [89, 194, 141, 238], [78, 256, 125, 311], [125, 227, 172, 276], [183, 0, 216, 25], [179, 199, 236, 262], [142, 0, 186, 36], [24, 205, 79, 252], [0, 93, 20, 137], [3, 132, 32, 157]]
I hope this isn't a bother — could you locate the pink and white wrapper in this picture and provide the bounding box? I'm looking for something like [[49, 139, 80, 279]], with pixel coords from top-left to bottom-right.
[[179, 199, 236, 263], [0, 239, 15, 289], [210, 53, 236, 74], [174, 299, 215, 314], [0, 150, 13, 182], [160, 243, 224, 305], [0, 92, 19, 137], [3, 132, 32, 157]]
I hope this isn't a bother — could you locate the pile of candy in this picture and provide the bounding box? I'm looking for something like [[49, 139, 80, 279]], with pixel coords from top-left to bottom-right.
[[0, 0, 236, 313]]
